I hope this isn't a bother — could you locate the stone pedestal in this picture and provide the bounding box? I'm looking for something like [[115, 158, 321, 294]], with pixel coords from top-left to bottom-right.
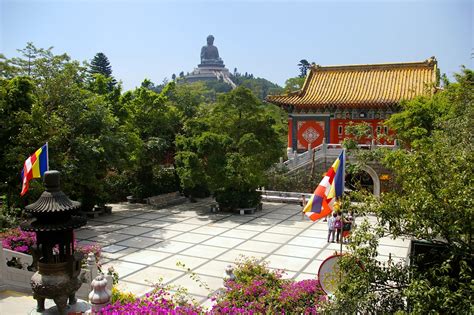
[[185, 65, 233, 84]]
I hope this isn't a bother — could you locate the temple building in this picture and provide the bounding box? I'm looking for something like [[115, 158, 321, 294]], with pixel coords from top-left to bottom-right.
[[267, 57, 438, 154]]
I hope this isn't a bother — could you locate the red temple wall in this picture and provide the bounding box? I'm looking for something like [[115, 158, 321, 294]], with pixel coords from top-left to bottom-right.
[[329, 119, 395, 145], [291, 118, 396, 151]]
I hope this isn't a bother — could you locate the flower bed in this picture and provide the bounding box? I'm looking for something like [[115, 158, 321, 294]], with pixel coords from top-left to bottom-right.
[[100, 289, 204, 315], [212, 257, 325, 314], [1, 227, 36, 254], [102, 257, 326, 314]]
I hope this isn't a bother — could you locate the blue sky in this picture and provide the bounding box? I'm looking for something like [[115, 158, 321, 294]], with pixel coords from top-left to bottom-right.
[[1, 0, 472, 91]]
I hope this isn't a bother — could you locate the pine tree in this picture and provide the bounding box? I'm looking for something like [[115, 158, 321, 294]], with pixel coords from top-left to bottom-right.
[[298, 59, 311, 77], [90, 52, 116, 88]]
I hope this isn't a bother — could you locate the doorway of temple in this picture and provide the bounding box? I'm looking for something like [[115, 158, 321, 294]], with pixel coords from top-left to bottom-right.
[[345, 171, 374, 194]]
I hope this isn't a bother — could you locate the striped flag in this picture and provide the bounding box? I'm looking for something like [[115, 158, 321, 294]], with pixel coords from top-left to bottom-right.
[[303, 151, 345, 221], [20, 143, 49, 196]]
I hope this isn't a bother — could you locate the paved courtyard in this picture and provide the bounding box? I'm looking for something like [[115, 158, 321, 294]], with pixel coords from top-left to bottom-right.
[[75, 199, 411, 305]]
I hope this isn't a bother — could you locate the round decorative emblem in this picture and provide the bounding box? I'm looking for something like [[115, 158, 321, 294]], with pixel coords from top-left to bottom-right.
[[318, 254, 344, 295], [302, 127, 320, 144]]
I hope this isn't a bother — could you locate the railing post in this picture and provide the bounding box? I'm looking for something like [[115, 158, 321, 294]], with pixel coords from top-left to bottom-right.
[[223, 265, 236, 285], [293, 150, 298, 166], [393, 139, 398, 148], [308, 143, 312, 159], [88, 273, 111, 314], [371, 139, 377, 150], [87, 252, 98, 282], [322, 138, 327, 157]]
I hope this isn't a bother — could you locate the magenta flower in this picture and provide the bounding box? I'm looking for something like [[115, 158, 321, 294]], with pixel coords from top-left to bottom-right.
[[1, 228, 36, 254]]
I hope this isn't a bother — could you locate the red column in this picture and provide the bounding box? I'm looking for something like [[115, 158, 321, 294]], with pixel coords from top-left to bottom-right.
[[288, 118, 293, 149]]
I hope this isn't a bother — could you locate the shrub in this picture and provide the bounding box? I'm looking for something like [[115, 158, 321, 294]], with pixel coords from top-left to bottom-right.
[[215, 188, 261, 209], [93, 256, 326, 314], [0, 227, 36, 254], [75, 241, 102, 262], [101, 288, 203, 315], [212, 256, 325, 314], [104, 172, 130, 202], [110, 286, 137, 305], [0, 197, 24, 233]]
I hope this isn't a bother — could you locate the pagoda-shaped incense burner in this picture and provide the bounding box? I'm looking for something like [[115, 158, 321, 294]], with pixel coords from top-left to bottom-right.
[[21, 170, 87, 314]]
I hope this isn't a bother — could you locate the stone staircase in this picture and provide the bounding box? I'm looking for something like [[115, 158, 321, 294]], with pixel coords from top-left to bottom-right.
[[283, 139, 397, 173]]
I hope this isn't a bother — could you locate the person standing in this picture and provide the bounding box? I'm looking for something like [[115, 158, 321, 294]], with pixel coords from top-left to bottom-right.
[[300, 194, 307, 219], [334, 211, 342, 243], [327, 212, 337, 242], [342, 211, 354, 243]]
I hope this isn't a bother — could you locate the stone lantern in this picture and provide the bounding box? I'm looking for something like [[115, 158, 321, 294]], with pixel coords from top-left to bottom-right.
[[21, 170, 87, 314]]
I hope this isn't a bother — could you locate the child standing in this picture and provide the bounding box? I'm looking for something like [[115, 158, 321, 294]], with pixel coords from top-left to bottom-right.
[[334, 211, 342, 243], [327, 212, 336, 242]]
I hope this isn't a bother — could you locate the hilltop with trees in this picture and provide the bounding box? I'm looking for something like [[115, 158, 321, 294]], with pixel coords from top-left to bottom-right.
[[0, 43, 287, 222]]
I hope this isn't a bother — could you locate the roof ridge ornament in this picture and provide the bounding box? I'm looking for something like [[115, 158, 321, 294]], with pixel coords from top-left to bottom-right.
[[425, 56, 437, 66]]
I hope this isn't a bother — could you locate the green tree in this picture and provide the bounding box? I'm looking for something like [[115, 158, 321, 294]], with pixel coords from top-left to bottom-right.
[[119, 81, 180, 199], [176, 87, 285, 208], [90, 52, 117, 89], [1, 45, 133, 211], [324, 69, 473, 313], [0, 77, 37, 207], [284, 76, 305, 92], [298, 59, 311, 77]]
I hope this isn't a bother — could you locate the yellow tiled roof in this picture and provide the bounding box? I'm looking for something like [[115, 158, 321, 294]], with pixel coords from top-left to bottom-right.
[[267, 57, 438, 109]]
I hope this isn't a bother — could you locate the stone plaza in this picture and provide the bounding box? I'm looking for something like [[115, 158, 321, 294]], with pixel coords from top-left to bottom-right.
[[86, 199, 408, 303], [0, 198, 411, 313]]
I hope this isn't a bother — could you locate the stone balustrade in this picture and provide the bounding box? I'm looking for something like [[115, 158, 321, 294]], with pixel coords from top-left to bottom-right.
[[282, 140, 398, 173], [0, 242, 112, 299]]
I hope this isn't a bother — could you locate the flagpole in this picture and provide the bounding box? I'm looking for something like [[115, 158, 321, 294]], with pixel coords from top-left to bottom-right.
[[46, 142, 49, 171], [339, 149, 346, 255]]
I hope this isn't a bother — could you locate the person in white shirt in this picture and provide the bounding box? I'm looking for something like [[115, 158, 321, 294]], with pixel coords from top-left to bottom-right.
[[327, 212, 337, 242]]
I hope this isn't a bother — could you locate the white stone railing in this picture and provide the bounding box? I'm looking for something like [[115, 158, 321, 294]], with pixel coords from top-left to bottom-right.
[[282, 139, 398, 172], [0, 242, 112, 299]]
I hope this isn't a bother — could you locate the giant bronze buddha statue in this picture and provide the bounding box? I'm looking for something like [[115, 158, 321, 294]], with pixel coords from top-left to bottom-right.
[[199, 35, 224, 67]]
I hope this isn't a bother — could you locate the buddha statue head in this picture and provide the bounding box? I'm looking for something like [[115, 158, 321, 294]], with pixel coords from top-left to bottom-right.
[[207, 35, 215, 46]]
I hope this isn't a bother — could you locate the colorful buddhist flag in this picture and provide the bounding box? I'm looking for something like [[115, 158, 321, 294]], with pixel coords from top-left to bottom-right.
[[303, 151, 344, 221], [20, 143, 49, 196]]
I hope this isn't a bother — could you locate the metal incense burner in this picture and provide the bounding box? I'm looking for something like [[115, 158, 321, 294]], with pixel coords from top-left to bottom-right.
[[21, 170, 87, 314]]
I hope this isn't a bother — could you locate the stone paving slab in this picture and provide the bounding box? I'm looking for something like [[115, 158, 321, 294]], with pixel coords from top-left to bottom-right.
[[72, 198, 411, 305]]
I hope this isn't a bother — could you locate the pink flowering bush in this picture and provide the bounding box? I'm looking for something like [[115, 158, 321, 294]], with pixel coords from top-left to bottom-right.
[[89, 256, 326, 314], [75, 241, 102, 261], [1, 227, 36, 254], [278, 279, 326, 313], [211, 257, 325, 314], [99, 288, 203, 315]]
